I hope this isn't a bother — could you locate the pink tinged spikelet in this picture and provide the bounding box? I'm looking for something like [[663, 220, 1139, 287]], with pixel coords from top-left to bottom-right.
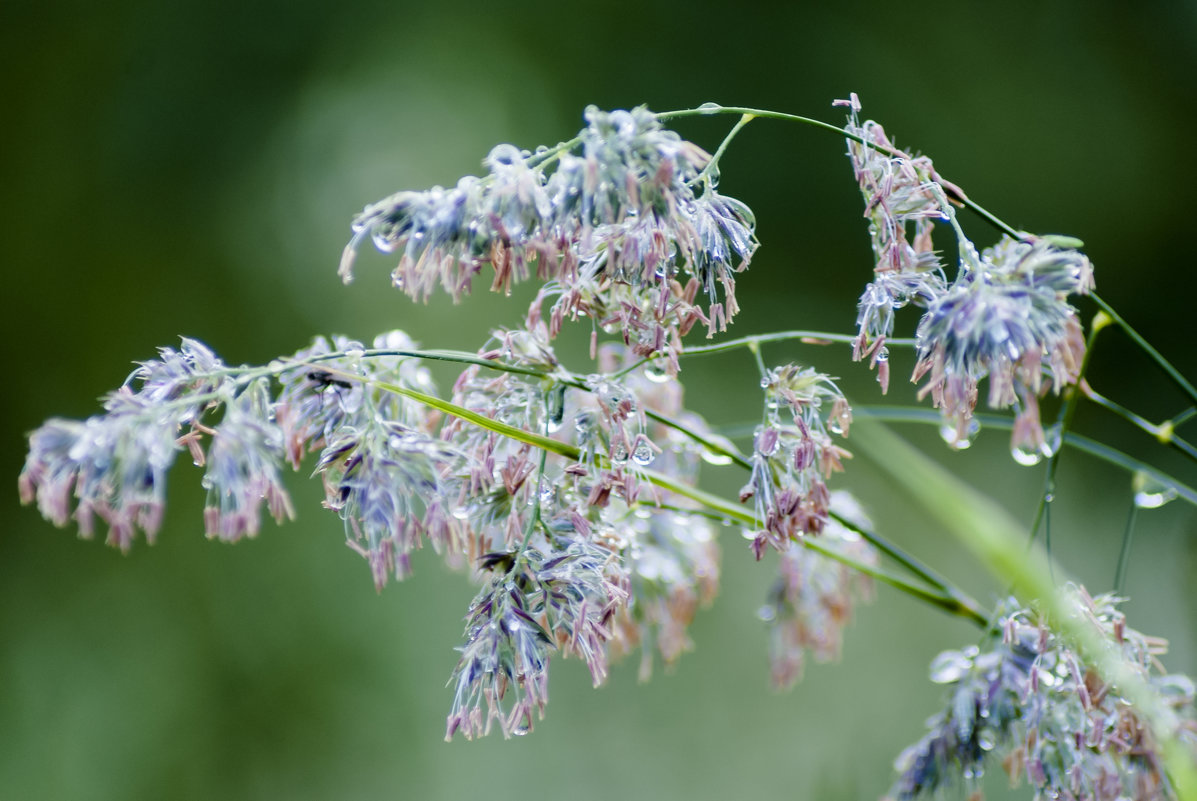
[[762, 495, 878, 689], [912, 236, 1093, 453], [343, 107, 757, 364], [889, 590, 1194, 801]]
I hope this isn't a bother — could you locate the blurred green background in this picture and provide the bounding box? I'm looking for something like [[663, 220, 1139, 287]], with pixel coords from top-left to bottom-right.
[[3, 1, 1196, 799]]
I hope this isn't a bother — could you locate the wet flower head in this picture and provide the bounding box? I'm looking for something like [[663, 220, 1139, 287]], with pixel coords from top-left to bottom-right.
[[341, 106, 758, 362], [890, 589, 1196, 801], [913, 235, 1093, 452], [740, 364, 852, 554], [839, 95, 1095, 456]]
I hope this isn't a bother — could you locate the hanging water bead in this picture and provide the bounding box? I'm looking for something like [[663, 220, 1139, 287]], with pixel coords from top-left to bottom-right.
[[939, 418, 980, 450], [1132, 471, 1178, 509]]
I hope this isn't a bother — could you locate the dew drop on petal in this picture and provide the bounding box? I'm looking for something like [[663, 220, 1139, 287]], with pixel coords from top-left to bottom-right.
[[611, 444, 630, 464], [1133, 476, 1178, 509], [940, 419, 980, 450], [875, 346, 890, 363], [978, 729, 997, 751], [1012, 444, 1044, 467], [644, 361, 670, 383], [632, 443, 654, 467]]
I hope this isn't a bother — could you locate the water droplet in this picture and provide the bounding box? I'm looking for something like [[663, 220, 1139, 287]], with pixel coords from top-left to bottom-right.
[[1011, 444, 1044, 467], [829, 418, 845, 436], [928, 650, 972, 684], [450, 505, 470, 521], [611, 443, 630, 464], [701, 449, 733, 466], [344, 340, 366, 359], [756, 605, 776, 623], [539, 482, 556, 506], [510, 723, 530, 737], [939, 419, 980, 450], [1041, 423, 1062, 457], [632, 443, 654, 467], [1133, 472, 1178, 509], [644, 360, 670, 383], [875, 346, 890, 363], [697, 102, 722, 114], [978, 729, 997, 751]]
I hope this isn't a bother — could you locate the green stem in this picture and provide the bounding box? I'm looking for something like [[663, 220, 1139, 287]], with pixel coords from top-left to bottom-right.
[[1084, 384, 1197, 463], [1091, 294, 1197, 406], [1113, 501, 1138, 594], [854, 405, 1197, 509], [643, 467, 988, 626], [519, 429, 551, 553], [1027, 313, 1104, 546], [341, 367, 988, 627], [697, 113, 755, 186], [681, 330, 915, 357]]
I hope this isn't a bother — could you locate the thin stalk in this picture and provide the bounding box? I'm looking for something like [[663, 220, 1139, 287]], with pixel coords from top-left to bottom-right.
[[519, 431, 551, 553], [697, 113, 755, 186], [1028, 313, 1105, 546], [642, 408, 751, 470], [1171, 406, 1197, 427], [1114, 501, 1138, 594], [1083, 384, 1197, 463], [854, 405, 1197, 509], [658, 105, 870, 149], [643, 467, 988, 626], [681, 330, 916, 357], [828, 511, 955, 597], [659, 104, 1024, 241], [339, 366, 988, 627], [1092, 294, 1197, 407]]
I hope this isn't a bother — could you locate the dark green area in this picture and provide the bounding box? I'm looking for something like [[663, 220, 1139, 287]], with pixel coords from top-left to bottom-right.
[[3, 1, 1195, 798]]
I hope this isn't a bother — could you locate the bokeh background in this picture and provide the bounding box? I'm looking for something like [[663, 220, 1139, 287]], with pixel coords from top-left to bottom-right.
[[3, 2, 1196, 799]]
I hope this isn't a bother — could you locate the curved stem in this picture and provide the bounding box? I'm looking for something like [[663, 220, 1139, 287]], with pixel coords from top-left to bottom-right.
[[1027, 315, 1105, 546], [339, 367, 989, 627], [681, 330, 905, 357], [1114, 501, 1138, 594], [696, 113, 755, 186], [644, 468, 988, 626], [854, 405, 1197, 509], [1083, 383, 1197, 463], [1091, 294, 1197, 407]]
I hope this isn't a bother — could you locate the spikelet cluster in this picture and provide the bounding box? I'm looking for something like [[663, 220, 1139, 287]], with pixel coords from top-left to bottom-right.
[[839, 94, 1094, 455], [889, 589, 1196, 801]]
